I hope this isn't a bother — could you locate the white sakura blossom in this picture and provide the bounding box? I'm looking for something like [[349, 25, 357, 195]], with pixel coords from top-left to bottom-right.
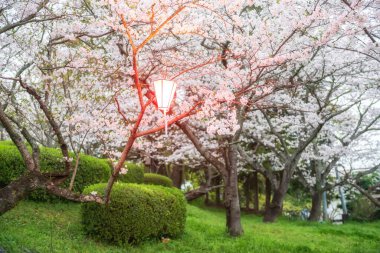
[[119, 167, 128, 175]]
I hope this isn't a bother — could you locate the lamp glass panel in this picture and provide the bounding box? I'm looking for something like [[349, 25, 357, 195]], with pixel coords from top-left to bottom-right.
[[154, 80, 176, 111]]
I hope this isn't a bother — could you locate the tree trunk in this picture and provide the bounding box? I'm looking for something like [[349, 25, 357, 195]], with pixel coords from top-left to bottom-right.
[[0, 171, 45, 215], [170, 165, 183, 189], [224, 177, 243, 236], [185, 185, 208, 201], [264, 171, 290, 222], [263, 188, 285, 222], [253, 171, 259, 213], [104, 136, 136, 203], [0, 127, 4, 141], [243, 175, 251, 209], [308, 191, 322, 221], [205, 167, 212, 205], [263, 167, 293, 223], [68, 154, 81, 191], [224, 146, 243, 236], [215, 176, 222, 205], [265, 177, 271, 212]]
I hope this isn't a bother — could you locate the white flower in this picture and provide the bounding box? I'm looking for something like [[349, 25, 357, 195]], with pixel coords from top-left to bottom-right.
[[120, 167, 128, 175], [90, 191, 97, 196]]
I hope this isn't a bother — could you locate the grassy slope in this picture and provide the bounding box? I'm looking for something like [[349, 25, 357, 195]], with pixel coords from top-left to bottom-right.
[[0, 201, 379, 253]]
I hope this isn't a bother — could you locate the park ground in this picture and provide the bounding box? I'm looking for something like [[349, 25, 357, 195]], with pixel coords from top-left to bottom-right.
[[0, 201, 379, 253]]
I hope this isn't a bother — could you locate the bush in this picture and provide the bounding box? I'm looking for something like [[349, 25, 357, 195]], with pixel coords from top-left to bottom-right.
[[0, 141, 111, 199], [81, 183, 186, 245], [0, 144, 26, 187], [350, 197, 380, 221], [117, 162, 144, 184], [282, 194, 312, 220], [144, 173, 173, 187]]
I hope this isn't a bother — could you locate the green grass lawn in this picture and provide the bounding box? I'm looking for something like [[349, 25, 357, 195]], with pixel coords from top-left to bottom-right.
[[0, 201, 379, 253]]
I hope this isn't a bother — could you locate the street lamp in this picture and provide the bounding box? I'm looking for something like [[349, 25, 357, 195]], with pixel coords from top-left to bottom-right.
[[153, 79, 177, 135]]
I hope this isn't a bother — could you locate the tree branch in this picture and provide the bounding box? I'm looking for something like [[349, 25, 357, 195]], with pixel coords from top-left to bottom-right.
[[0, 103, 36, 171], [176, 121, 226, 175], [0, 0, 50, 34], [18, 80, 71, 174]]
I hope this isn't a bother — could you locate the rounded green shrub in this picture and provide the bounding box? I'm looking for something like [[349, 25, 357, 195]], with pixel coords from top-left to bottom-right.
[[81, 183, 186, 245], [143, 173, 173, 187], [117, 162, 144, 184], [0, 144, 26, 187], [0, 141, 111, 198]]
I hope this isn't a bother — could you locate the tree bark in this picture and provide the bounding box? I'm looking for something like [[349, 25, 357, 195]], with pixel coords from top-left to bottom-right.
[[185, 185, 208, 201], [264, 170, 291, 222], [263, 188, 285, 222], [170, 165, 183, 189], [253, 171, 259, 212], [215, 176, 222, 205], [243, 174, 251, 209], [0, 171, 45, 215], [177, 122, 242, 236], [308, 191, 322, 221], [0, 127, 4, 141], [0, 170, 104, 215], [204, 167, 212, 205], [265, 177, 271, 212], [224, 147, 243, 236], [263, 163, 296, 223], [68, 154, 80, 191], [224, 176, 243, 236]]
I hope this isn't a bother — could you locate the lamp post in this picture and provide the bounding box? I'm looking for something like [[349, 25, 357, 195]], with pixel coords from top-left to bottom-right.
[[153, 79, 177, 135]]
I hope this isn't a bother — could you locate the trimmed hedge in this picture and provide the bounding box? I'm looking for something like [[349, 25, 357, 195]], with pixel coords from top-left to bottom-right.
[[0, 141, 111, 199], [117, 162, 144, 184], [81, 183, 186, 245], [0, 144, 26, 187], [144, 173, 173, 187]]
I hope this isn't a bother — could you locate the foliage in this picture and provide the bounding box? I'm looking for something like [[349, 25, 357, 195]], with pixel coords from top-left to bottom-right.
[[81, 183, 186, 245], [1, 201, 380, 253], [0, 0, 379, 235], [117, 162, 144, 184], [143, 173, 173, 187], [357, 172, 380, 190], [0, 141, 110, 199], [282, 194, 312, 220], [0, 144, 27, 188], [350, 197, 380, 222]]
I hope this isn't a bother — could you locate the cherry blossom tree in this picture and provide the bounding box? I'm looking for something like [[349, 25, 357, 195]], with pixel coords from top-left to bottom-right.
[[238, 9, 379, 221], [169, 0, 380, 226], [0, 0, 379, 239]]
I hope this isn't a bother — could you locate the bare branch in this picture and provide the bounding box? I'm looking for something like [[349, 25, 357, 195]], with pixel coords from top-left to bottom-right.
[[19, 80, 71, 174], [176, 121, 226, 175], [0, 0, 50, 34], [46, 184, 104, 204], [0, 103, 36, 171]]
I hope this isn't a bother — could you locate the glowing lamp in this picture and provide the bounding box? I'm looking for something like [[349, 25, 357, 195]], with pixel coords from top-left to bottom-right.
[[153, 79, 177, 135]]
